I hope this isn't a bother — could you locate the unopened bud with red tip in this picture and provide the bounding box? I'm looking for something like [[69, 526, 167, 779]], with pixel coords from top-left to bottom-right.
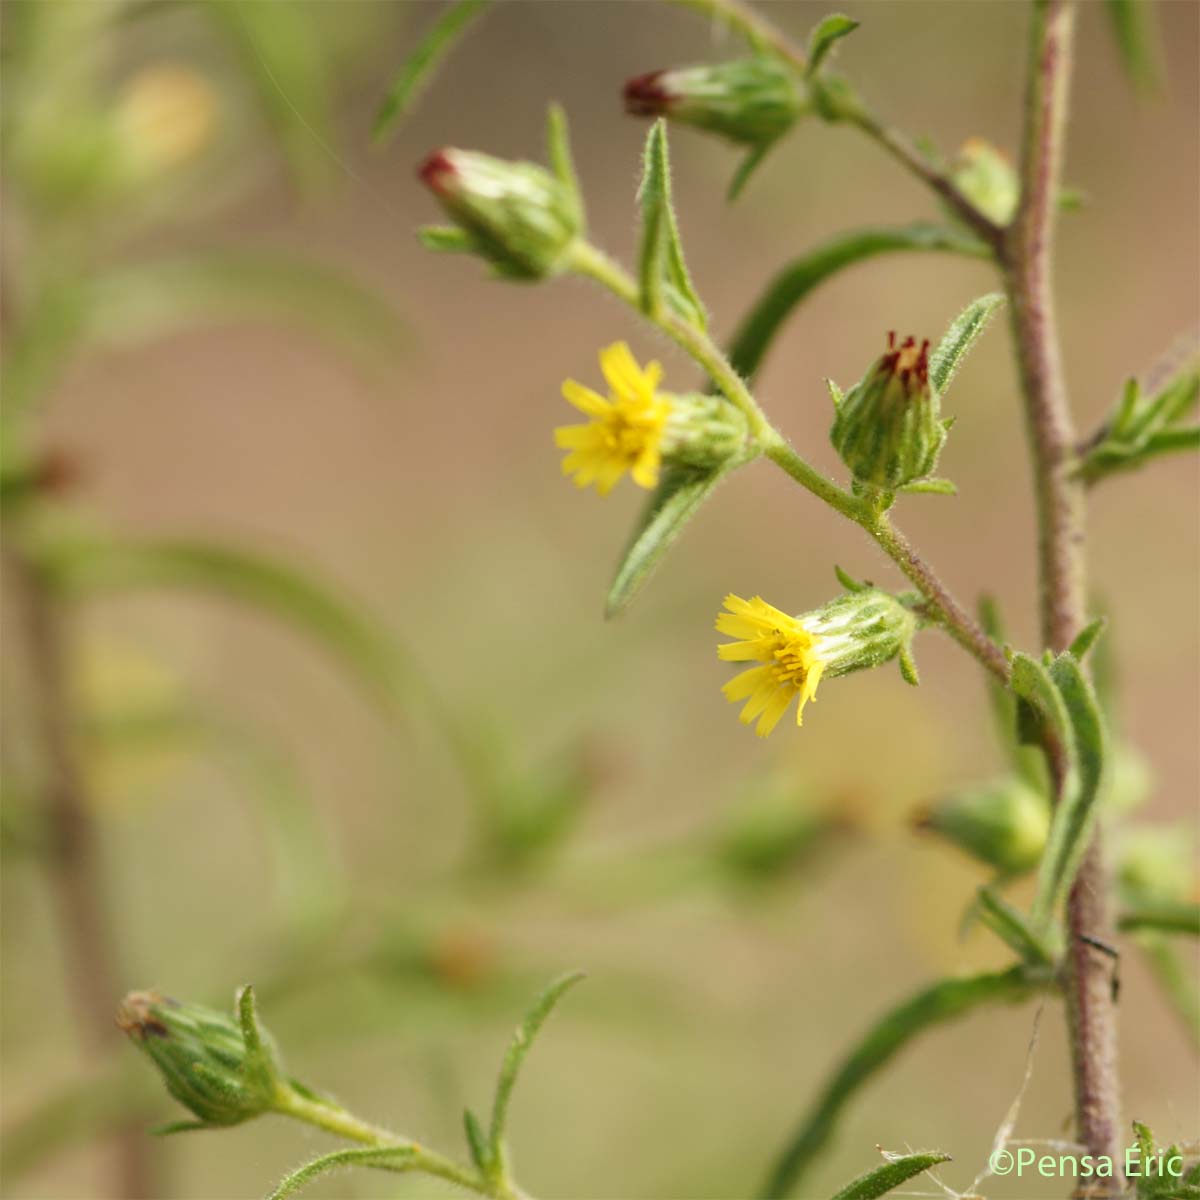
[[830, 332, 947, 491], [418, 148, 582, 280], [119, 987, 283, 1127], [624, 59, 806, 147]]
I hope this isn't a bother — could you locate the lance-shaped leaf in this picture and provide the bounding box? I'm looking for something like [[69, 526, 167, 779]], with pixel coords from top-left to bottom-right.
[[1104, 0, 1164, 93], [976, 598, 1045, 790], [806, 14, 859, 76], [1118, 900, 1200, 937], [43, 536, 421, 715], [637, 121, 706, 329], [758, 967, 1046, 1198], [727, 224, 990, 384], [373, 0, 491, 143], [488, 972, 584, 1173], [545, 103, 585, 231], [928, 292, 1005, 395], [267, 1146, 418, 1200], [828, 1151, 951, 1200], [977, 886, 1055, 965], [1028, 654, 1108, 930], [606, 465, 732, 618]]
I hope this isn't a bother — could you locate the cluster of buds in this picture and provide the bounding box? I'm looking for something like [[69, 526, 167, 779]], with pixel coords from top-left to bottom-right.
[[624, 58, 807, 148], [418, 147, 583, 280], [118, 988, 282, 1127], [830, 332, 947, 493]]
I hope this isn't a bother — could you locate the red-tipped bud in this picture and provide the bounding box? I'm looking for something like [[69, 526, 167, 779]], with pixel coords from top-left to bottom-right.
[[623, 71, 673, 117], [416, 146, 581, 280]]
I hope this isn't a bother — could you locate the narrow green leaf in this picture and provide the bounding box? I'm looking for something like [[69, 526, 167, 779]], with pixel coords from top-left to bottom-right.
[[727, 224, 990, 384], [727, 140, 776, 202], [545, 103, 585, 230], [236, 987, 271, 1082], [83, 252, 404, 372], [1104, 0, 1163, 93], [829, 1151, 951, 1200], [1067, 616, 1107, 663], [897, 476, 957, 495], [418, 226, 476, 253], [464, 1107, 490, 1170], [1009, 651, 1070, 747], [976, 886, 1055, 964], [1030, 655, 1107, 930], [806, 14, 859, 76], [266, 1146, 417, 1200], [151, 1120, 208, 1136], [1112, 377, 1142, 435], [488, 972, 585, 1161], [833, 564, 867, 593], [45, 536, 420, 715], [1129, 371, 1200, 440], [205, 1, 332, 191], [607, 465, 732, 617], [758, 967, 1046, 1198], [373, 0, 491, 142], [928, 292, 1005, 395], [897, 648, 920, 687], [1119, 901, 1200, 937], [637, 121, 705, 328]]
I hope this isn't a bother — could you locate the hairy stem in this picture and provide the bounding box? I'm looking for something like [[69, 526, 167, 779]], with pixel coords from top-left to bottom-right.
[[1003, 0, 1121, 1184], [5, 547, 157, 1198], [273, 1083, 524, 1199]]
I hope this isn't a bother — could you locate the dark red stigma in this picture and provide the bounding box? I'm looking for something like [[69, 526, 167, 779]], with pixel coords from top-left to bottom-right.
[[623, 71, 673, 117], [418, 149, 458, 195], [880, 333, 929, 394]]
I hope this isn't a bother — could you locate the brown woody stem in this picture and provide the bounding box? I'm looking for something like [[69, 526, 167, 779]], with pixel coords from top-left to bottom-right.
[[1002, 0, 1121, 1186]]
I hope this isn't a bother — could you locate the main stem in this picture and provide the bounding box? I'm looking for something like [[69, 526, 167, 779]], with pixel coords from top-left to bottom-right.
[[1003, 0, 1120, 1183], [7, 547, 157, 1198]]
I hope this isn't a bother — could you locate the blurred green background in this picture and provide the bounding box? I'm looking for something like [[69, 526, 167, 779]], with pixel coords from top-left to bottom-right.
[[2, 2, 1197, 1198]]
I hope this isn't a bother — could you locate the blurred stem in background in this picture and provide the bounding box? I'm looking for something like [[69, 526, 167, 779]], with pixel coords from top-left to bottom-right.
[[3, 548, 158, 1195]]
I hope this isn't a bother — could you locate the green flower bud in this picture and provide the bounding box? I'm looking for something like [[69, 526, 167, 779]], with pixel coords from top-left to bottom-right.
[[418, 148, 582, 280], [1116, 827, 1197, 905], [948, 137, 1018, 227], [830, 332, 946, 491], [118, 988, 281, 1126], [661, 393, 750, 471], [914, 777, 1050, 874], [624, 58, 807, 146]]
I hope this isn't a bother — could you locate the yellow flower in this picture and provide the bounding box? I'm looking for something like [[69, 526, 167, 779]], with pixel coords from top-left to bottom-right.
[[555, 342, 671, 495], [716, 594, 828, 737]]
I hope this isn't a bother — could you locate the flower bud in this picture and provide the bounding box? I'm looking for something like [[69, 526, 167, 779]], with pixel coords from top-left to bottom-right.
[[118, 989, 281, 1126], [830, 332, 946, 491], [418, 148, 582, 280], [717, 588, 919, 736], [949, 138, 1017, 227], [914, 777, 1050, 874], [624, 59, 807, 147]]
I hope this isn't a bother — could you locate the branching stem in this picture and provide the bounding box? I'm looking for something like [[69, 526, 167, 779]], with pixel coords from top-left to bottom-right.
[[273, 1083, 527, 1199], [567, 241, 1007, 683]]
